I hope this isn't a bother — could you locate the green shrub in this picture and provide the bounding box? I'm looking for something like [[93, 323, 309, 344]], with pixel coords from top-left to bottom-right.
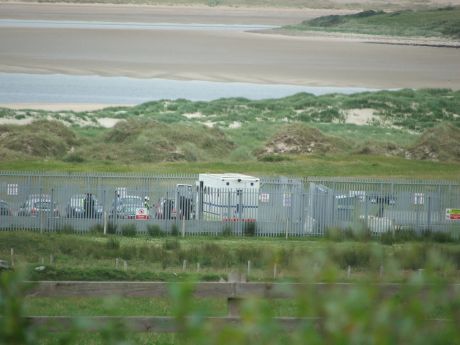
[[58, 224, 75, 234], [171, 223, 179, 237], [222, 226, 233, 237], [244, 222, 256, 237], [121, 224, 137, 237], [89, 224, 104, 234], [107, 222, 117, 235], [258, 154, 291, 162], [63, 152, 85, 163], [147, 224, 165, 237]]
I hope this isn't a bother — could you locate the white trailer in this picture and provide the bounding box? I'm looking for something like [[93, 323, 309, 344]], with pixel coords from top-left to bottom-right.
[[196, 173, 260, 222]]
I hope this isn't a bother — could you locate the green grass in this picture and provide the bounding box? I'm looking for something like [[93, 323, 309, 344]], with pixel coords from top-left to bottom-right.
[[2, 231, 460, 283], [1, 154, 459, 180], [284, 6, 460, 39]]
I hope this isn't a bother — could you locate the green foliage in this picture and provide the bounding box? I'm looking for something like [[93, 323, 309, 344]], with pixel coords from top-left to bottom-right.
[[222, 226, 232, 237], [63, 152, 85, 163], [244, 222, 257, 237], [58, 224, 75, 234], [107, 222, 117, 235], [89, 224, 104, 235], [147, 224, 165, 237], [121, 224, 137, 237], [171, 224, 179, 237], [0, 271, 38, 345]]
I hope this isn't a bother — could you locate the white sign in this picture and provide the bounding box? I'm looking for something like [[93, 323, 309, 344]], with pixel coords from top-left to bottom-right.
[[259, 193, 270, 203], [7, 184, 18, 196]]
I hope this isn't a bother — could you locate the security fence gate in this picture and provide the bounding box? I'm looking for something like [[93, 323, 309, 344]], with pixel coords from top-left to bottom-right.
[[0, 172, 459, 237]]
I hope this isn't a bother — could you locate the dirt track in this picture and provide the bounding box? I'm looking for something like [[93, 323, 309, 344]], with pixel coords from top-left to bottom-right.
[[0, 3, 459, 89]]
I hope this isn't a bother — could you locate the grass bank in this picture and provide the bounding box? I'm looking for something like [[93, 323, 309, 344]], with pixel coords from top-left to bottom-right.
[[283, 6, 460, 39]]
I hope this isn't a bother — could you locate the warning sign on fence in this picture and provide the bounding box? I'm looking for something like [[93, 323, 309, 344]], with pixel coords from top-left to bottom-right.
[[446, 209, 460, 221]]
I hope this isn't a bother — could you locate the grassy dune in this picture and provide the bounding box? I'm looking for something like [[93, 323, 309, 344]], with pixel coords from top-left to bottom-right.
[[1, 89, 460, 179], [284, 6, 460, 38]]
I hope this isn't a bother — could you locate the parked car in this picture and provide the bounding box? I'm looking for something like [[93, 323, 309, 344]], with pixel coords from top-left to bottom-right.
[[18, 195, 59, 217], [0, 200, 12, 216], [66, 194, 103, 218], [110, 195, 150, 220]]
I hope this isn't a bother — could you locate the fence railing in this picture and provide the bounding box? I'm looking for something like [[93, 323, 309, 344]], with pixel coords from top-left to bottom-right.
[[1, 172, 459, 236], [22, 281, 459, 332]]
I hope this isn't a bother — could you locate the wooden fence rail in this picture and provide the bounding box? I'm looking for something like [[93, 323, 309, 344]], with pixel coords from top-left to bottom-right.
[[22, 281, 459, 332]]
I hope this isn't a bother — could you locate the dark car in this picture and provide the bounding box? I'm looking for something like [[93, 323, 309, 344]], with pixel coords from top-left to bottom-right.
[[66, 194, 103, 218], [111, 195, 150, 220], [0, 200, 12, 216], [18, 195, 59, 217]]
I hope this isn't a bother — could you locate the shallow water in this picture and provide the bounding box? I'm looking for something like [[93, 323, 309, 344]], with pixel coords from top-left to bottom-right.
[[0, 19, 276, 31], [0, 73, 378, 105]]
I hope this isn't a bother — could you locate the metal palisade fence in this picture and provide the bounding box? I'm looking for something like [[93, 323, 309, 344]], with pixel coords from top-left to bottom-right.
[[0, 171, 459, 237]]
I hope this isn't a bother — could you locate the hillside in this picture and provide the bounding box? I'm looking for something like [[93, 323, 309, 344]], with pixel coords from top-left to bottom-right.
[[283, 6, 460, 39], [0, 89, 459, 178]]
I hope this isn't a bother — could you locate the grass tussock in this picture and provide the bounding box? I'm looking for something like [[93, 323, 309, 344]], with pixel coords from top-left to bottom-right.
[[257, 124, 349, 157]]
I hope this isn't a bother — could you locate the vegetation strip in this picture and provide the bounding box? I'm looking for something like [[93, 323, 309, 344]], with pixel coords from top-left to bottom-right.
[[283, 7, 460, 39]]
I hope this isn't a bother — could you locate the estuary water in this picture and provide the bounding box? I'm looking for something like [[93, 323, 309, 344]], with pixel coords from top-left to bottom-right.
[[0, 73, 377, 105]]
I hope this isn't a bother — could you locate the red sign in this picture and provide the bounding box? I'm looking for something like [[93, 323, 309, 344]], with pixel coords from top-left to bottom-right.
[[135, 208, 149, 220], [446, 209, 460, 221]]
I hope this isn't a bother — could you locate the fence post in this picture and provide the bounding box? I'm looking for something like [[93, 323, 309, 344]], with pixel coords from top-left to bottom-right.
[[427, 196, 432, 230], [10, 248, 14, 267], [182, 216, 185, 238], [39, 186, 43, 234], [103, 211, 107, 235], [227, 297, 242, 317], [247, 260, 251, 278]]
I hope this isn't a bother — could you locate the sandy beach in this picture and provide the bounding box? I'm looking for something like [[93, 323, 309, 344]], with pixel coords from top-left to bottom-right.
[[1, 2, 459, 110]]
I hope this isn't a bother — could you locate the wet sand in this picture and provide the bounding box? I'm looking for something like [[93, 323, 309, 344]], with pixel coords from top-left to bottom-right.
[[0, 3, 459, 92], [0, 2, 353, 25], [0, 103, 127, 111]]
